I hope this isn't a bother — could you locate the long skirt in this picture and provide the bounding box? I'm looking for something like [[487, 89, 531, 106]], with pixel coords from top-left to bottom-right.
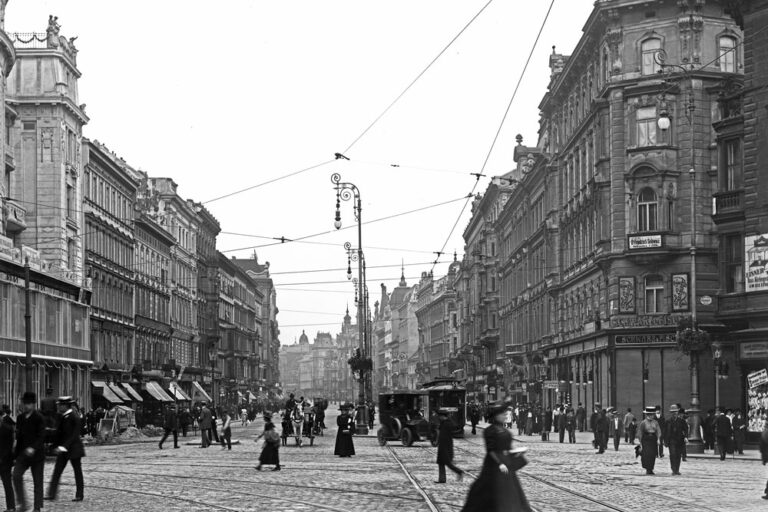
[[640, 433, 658, 471], [259, 441, 280, 465], [462, 455, 531, 512], [334, 430, 355, 457]]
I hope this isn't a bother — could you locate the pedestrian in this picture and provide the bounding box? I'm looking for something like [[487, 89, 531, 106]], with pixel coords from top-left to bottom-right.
[[557, 406, 567, 443], [0, 404, 15, 512], [434, 408, 464, 483], [13, 391, 45, 512], [703, 409, 716, 451], [220, 410, 232, 450], [179, 407, 191, 437], [623, 408, 635, 443], [461, 401, 531, 512], [210, 408, 220, 443], [655, 405, 666, 458], [760, 420, 768, 500], [732, 409, 746, 455], [469, 402, 480, 435], [334, 402, 355, 457], [595, 409, 608, 454], [158, 404, 179, 450], [198, 402, 212, 448], [664, 404, 687, 476], [241, 407, 248, 427], [608, 407, 623, 451], [637, 406, 661, 475], [566, 408, 576, 443], [714, 407, 732, 461], [576, 403, 586, 432], [255, 413, 281, 471], [45, 396, 85, 503], [368, 403, 375, 431], [525, 408, 533, 436], [589, 403, 600, 449], [541, 407, 552, 441]]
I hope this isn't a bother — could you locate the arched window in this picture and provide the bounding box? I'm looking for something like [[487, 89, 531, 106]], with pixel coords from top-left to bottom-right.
[[719, 36, 736, 73], [637, 187, 658, 232], [641, 38, 661, 75], [644, 275, 664, 314]]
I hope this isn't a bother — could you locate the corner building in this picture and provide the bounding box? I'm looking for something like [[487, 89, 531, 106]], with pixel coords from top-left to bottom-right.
[[497, 0, 742, 414]]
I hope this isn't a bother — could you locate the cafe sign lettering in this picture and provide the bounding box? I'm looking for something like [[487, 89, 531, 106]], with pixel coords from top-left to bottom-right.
[[629, 235, 662, 250]]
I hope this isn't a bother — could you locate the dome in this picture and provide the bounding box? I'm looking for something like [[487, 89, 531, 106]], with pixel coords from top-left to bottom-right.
[[299, 330, 309, 345]]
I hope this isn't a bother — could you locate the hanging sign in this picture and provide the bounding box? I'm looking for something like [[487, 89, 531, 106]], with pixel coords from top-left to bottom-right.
[[748, 369, 768, 389]]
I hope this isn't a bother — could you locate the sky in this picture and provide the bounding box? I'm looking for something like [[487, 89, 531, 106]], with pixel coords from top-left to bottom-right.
[[7, 0, 593, 348]]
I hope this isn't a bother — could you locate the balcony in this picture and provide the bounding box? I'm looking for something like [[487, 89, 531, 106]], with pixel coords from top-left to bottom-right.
[[713, 189, 745, 223], [4, 199, 26, 233]]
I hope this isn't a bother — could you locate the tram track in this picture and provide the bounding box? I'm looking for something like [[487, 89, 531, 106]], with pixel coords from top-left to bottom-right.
[[83, 465, 425, 507], [386, 445, 444, 512]]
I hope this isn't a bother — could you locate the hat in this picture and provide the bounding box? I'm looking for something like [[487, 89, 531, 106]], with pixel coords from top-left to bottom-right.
[[487, 400, 511, 416], [643, 406, 656, 415], [21, 392, 36, 404], [437, 407, 451, 415], [669, 404, 680, 413], [339, 401, 353, 411], [594, 402, 601, 408], [56, 396, 74, 405], [606, 406, 615, 413]]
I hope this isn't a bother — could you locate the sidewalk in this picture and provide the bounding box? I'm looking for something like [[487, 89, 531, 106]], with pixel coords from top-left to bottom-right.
[[466, 421, 762, 461]]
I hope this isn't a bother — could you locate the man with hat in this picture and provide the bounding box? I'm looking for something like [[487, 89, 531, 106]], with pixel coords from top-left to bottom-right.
[[435, 408, 463, 483], [0, 404, 15, 512], [46, 396, 85, 502], [714, 406, 732, 461], [13, 391, 45, 511], [664, 404, 687, 475], [607, 407, 623, 451]]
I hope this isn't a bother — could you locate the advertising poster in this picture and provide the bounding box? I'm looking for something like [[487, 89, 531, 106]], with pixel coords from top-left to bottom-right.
[[745, 234, 768, 292]]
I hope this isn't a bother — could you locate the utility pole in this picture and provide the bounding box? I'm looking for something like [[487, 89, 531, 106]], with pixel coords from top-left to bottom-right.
[[24, 256, 32, 392]]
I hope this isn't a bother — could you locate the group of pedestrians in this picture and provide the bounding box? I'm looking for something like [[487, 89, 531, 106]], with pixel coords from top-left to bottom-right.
[[0, 392, 85, 512]]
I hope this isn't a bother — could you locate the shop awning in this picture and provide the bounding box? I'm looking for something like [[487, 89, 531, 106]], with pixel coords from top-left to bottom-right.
[[248, 391, 257, 402], [190, 381, 212, 403], [108, 383, 131, 402], [92, 381, 124, 404], [120, 383, 143, 402], [143, 381, 174, 402], [167, 383, 191, 401], [237, 391, 244, 399]]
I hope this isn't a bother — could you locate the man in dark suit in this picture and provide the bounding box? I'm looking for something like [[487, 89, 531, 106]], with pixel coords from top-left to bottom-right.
[[595, 408, 609, 454], [575, 403, 586, 432], [158, 404, 179, 449], [13, 391, 45, 512], [45, 396, 85, 502], [655, 405, 666, 458], [714, 407, 732, 461], [0, 404, 15, 512], [665, 404, 688, 475], [608, 407, 624, 451], [199, 402, 212, 448], [435, 408, 463, 483]]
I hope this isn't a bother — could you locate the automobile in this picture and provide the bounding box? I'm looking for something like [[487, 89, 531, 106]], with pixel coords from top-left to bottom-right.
[[376, 390, 437, 447], [422, 378, 467, 437]]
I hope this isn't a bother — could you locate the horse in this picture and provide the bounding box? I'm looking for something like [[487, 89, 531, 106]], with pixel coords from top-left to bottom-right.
[[291, 403, 304, 446]]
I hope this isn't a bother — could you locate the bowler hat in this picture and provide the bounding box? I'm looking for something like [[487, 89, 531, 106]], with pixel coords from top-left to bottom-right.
[[643, 406, 656, 415], [669, 404, 680, 413], [487, 400, 511, 416], [57, 396, 74, 405], [21, 391, 36, 404]]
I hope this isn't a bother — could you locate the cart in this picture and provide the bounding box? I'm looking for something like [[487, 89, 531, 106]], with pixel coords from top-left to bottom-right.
[[376, 390, 437, 447]]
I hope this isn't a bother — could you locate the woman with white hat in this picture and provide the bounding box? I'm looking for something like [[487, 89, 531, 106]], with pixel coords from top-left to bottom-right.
[[637, 406, 661, 475]]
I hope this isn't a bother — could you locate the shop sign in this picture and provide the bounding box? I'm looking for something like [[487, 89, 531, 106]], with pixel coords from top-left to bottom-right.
[[615, 334, 676, 345], [629, 235, 662, 250], [612, 313, 685, 329], [745, 234, 768, 292], [747, 369, 768, 389], [0, 235, 19, 263], [544, 380, 560, 389], [741, 342, 768, 360]]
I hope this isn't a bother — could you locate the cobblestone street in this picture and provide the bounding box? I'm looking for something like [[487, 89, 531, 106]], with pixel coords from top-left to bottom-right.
[[13, 409, 765, 512]]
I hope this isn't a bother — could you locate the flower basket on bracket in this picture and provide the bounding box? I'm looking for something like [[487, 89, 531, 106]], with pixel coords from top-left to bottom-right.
[[675, 317, 711, 355]]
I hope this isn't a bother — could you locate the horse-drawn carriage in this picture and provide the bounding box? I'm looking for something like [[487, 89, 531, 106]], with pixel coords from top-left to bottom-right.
[[281, 402, 317, 447], [312, 397, 327, 436], [376, 390, 437, 447]]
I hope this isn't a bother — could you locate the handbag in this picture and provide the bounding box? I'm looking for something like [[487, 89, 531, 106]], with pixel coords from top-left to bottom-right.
[[502, 452, 528, 472]]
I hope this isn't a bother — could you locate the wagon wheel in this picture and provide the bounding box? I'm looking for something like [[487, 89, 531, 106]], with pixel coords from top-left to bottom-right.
[[377, 428, 387, 446], [400, 428, 414, 447]]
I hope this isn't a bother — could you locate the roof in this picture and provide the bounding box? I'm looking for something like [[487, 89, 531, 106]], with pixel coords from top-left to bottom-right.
[[390, 286, 410, 308]]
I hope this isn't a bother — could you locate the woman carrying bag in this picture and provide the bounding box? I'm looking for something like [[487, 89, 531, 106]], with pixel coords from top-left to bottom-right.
[[462, 401, 531, 512], [255, 412, 281, 471]]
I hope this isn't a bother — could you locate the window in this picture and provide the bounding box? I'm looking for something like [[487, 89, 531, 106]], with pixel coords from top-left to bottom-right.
[[719, 36, 736, 73], [641, 38, 661, 75], [721, 139, 742, 190], [644, 275, 664, 313], [67, 238, 75, 269], [724, 234, 744, 293], [66, 184, 74, 219], [636, 107, 657, 146], [637, 187, 658, 232]]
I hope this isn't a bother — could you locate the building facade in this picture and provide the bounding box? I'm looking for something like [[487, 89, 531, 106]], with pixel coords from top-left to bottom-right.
[[1, 18, 91, 408]]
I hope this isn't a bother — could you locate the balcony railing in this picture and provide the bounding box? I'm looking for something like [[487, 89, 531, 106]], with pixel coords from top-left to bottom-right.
[[5, 199, 26, 233], [714, 189, 744, 215]]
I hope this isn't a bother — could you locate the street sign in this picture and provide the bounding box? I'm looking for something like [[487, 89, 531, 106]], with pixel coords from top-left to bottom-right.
[[747, 369, 768, 389], [700, 295, 712, 306]]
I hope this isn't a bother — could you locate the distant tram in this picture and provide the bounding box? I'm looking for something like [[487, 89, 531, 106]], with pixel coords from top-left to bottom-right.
[[420, 378, 466, 438]]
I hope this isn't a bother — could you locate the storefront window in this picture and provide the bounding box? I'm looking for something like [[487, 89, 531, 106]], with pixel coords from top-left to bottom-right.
[[747, 379, 768, 433]]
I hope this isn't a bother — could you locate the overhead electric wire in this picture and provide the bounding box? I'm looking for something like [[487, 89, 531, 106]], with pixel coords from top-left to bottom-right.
[[342, 0, 495, 154], [430, 0, 556, 273], [274, 275, 428, 287], [218, 233, 437, 255], [201, 159, 335, 204]]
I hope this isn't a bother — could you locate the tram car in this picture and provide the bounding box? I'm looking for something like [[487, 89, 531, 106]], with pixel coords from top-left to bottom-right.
[[376, 390, 437, 447], [421, 378, 466, 437]]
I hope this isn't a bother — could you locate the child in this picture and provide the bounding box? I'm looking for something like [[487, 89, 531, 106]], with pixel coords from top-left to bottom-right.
[[255, 413, 281, 471], [220, 409, 232, 450]]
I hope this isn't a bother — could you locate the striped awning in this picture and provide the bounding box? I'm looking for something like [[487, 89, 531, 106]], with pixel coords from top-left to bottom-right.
[[191, 381, 212, 403], [120, 383, 143, 402], [167, 383, 191, 401], [92, 381, 123, 404], [143, 381, 174, 402], [108, 383, 131, 402]]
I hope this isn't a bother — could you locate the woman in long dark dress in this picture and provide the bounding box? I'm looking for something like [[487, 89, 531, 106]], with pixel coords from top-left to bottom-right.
[[334, 403, 355, 457], [637, 406, 660, 475], [462, 401, 531, 512], [255, 413, 281, 471]]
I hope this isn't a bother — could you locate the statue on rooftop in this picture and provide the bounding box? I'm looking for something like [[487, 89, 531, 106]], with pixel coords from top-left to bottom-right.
[[46, 15, 60, 48]]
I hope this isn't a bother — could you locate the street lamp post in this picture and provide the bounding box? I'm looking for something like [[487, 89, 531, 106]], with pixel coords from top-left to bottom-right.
[[333, 173, 370, 434], [655, 48, 704, 452]]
